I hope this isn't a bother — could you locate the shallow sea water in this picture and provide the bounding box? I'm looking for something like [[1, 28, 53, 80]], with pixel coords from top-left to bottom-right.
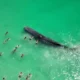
[[0, 0, 80, 80]]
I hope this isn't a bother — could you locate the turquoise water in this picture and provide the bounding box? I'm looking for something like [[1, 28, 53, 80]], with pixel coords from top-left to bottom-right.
[[0, 0, 80, 80]]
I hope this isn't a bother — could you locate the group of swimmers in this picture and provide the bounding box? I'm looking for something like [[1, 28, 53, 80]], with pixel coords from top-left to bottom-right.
[[0, 31, 39, 57], [4, 31, 38, 44], [2, 72, 32, 80], [18, 72, 32, 80], [1, 31, 33, 80], [24, 36, 39, 44]]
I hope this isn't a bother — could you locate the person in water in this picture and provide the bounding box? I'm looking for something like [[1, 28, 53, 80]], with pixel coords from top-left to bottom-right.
[[0, 52, 3, 56], [12, 45, 20, 53], [24, 36, 27, 40], [5, 31, 8, 35], [36, 40, 38, 44], [18, 72, 23, 78], [21, 54, 24, 58], [3, 38, 10, 44], [26, 73, 32, 80], [35, 35, 43, 44], [29, 36, 34, 40], [3, 77, 6, 80]]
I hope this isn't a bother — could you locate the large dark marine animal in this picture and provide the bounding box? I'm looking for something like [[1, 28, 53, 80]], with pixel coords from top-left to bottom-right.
[[24, 27, 70, 49]]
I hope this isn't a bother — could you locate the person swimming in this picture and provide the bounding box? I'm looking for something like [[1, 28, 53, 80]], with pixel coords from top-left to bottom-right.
[[29, 36, 34, 40], [3, 38, 10, 44], [3, 77, 6, 80], [26, 73, 32, 80], [5, 31, 8, 35], [21, 54, 24, 58], [12, 45, 20, 53], [0, 52, 3, 56], [36, 40, 38, 44], [18, 72, 23, 78], [24, 36, 27, 40]]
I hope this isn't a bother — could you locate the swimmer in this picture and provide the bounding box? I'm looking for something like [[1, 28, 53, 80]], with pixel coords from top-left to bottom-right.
[[21, 54, 24, 58], [36, 40, 38, 44], [5, 31, 8, 35], [29, 36, 33, 40], [15, 45, 20, 49], [3, 77, 6, 80], [18, 72, 23, 78], [26, 73, 32, 80], [3, 38, 10, 44], [12, 45, 20, 53], [24, 36, 27, 40], [12, 48, 17, 53], [0, 52, 3, 56]]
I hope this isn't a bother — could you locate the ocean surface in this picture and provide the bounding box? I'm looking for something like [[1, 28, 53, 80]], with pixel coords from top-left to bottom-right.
[[0, 0, 80, 80]]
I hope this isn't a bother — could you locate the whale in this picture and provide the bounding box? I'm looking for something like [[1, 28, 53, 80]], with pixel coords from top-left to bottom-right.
[[24, 27, 68, 48]]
